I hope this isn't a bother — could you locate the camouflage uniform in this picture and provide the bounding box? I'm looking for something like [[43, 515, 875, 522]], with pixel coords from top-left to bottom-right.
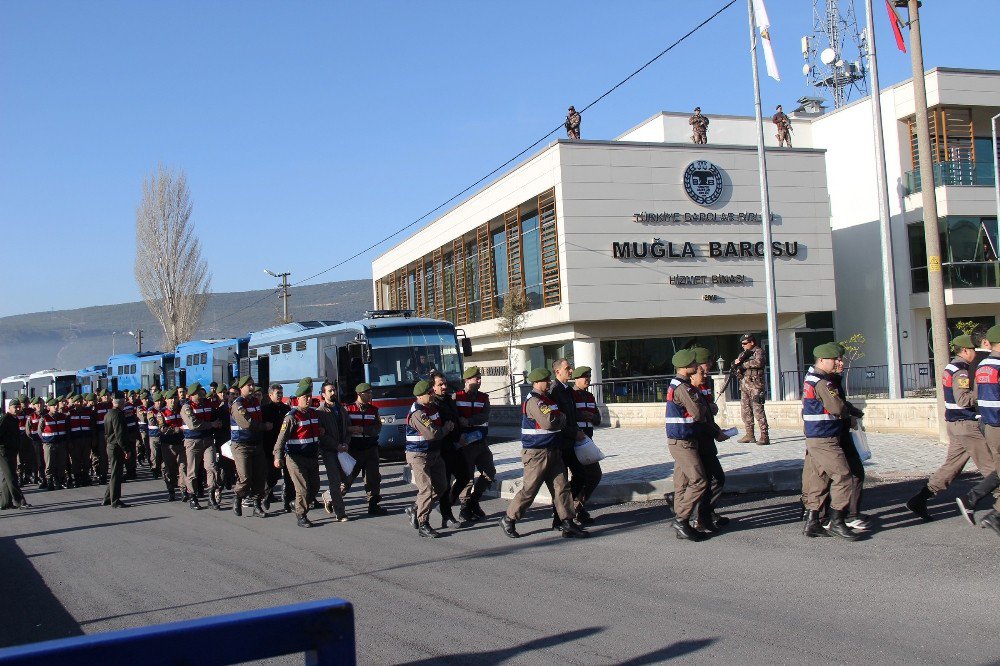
[[772, 110, 792, 147], [739, 346, 769, 442], [689, 111, 709, 144], [565, 107, 581, 140]]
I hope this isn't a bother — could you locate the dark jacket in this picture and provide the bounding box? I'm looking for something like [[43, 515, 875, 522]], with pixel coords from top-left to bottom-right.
[[261, 400, 290, 450], [0, 412, 18, 455], [104, 408, 129, 454], [432, 394, 461, 450], [550, 379, 579, 449], [315, 400, 351, 451]]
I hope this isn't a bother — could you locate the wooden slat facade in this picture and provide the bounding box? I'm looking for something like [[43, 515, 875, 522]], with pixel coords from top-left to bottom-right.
[[538, 187, 561, 307]]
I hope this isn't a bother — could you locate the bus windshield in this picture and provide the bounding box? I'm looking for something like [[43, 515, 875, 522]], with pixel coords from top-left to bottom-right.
[[366, 326, 462, 395], [55, 376, 75, 397]]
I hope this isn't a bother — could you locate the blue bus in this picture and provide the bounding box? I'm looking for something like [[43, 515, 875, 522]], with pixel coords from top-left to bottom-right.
[[107, 352, 176, 392], [77, 365, 108, 395], [244, 310, 472, 455], [174, 337, 249, 389]]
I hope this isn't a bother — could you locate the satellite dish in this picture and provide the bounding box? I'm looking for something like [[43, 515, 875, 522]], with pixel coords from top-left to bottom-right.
[[820, 48, 837, 65], [802, 63, 812, 76], [835, 59, 845, 69]]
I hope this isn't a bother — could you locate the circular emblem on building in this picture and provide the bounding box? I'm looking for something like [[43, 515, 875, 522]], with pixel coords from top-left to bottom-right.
[[683, 160, 724, 206]]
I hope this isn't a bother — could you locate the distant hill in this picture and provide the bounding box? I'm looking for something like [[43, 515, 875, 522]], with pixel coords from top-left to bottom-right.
[[0, 280, 372, 380]]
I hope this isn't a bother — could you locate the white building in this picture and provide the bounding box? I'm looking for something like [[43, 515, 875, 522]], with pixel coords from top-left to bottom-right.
[[371, 67, 1000, 402]]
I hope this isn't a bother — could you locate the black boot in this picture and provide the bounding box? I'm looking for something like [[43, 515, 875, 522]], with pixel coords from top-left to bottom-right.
[[575, 507, 595, 525], [297, 515, 312, 528], [189, 496, 202, 510], [672, 518, 701, 541], [803, 510, 830, 538], [368, 501, 388, 516], [470, 497, 487, 520], [418, 522, 439, 538], [405, 503, 418, 529], [233, 497, 243, 516], [168, 488, 177, 502], [252, 501, 266, 518], [559, 519, 589, 538], [209, 488, 222, 511], [551, 514, 562, 531], [906, 485, 934, 521], [980, 510, 1000, 536], [441, 507, 461, 529], [825, 509, 860, 541], [459, 503, 477, 523], [499, 515, 520, 538], [960, 471, 999, 526]]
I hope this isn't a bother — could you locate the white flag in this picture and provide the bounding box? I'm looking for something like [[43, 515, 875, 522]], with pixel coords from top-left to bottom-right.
[[753, 0, 781, 81]]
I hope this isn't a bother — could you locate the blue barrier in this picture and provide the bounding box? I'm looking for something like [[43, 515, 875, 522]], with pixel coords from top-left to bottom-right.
[[0, 598, 355, 666]]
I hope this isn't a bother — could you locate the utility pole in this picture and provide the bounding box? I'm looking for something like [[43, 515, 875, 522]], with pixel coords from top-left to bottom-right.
[[265, 269, 292, 323], [864, 0, 902, 399], [899, 0, 948, 432], [127, 329, 143, 352]]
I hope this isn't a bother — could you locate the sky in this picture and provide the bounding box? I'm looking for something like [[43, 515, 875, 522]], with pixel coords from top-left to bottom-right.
[[1, 0, 994, 318]]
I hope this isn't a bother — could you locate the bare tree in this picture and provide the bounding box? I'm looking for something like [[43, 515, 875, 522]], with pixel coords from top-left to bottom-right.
[[134, 166, 212, 350], [496, 289, 530, 403]]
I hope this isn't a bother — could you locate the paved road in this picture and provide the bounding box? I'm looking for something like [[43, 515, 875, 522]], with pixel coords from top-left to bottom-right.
[[1, 466, 998, 665]]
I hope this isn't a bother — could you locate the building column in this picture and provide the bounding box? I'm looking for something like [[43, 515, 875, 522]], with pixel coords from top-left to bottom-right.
[[776, 327, 797, 400], [572, 338, 602, 401]]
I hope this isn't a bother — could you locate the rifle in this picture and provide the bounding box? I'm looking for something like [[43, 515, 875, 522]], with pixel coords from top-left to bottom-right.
[[716, 348, 752, 399]]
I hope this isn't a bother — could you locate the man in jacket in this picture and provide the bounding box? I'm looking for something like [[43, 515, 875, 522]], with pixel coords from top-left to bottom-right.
[[316, 380, 350, 521]]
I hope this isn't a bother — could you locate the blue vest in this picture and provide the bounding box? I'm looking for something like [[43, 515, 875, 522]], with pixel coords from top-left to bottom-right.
[[521, 392, 560, 449], [182, 402, 215, 439], [943, 359, 977, 422], [147, 408, 160, 438], [665, 378, 698, 440], [975, 357, 1000, 426], [802, 371, 842, 438], [405, 402, 441, 453], [229, 396, 261, 443]]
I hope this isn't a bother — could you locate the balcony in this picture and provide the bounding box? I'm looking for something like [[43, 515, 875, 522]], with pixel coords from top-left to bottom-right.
[[911, 260, 1000, 293], [904, 161, 996, 195]]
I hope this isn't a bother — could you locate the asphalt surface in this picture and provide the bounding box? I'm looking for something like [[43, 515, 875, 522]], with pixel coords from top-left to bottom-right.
[[1, 464, 999, 665]]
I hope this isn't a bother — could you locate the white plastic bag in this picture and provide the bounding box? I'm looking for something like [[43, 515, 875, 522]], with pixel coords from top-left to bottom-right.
[[338, 451, 357, 475], [851, 428, 872, 462], [221, 442, 234, 461], [574, 435, 606, 465]]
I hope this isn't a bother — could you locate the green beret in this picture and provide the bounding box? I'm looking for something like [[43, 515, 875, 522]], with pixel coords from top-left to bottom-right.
[[72, 395, 82, 403], [163, 388, 176, 399], [693, 347, 712, 364], [66, 392, 76, 400], [186, 382, 202, 395], [355, 383, 373, 393], [412, 379, 432, 396], [813, 342, 843, 359], [151, 391, 163, 401], [951, 334, 974, 351], [298, 377, 312, 388], [672, 349, 697, 369], [140, 390, 149, 397], [571, 366, 592, 379], [217, 384, 228, 392], [985, 325, 1000, 344], [527, 368, 551, 383], [29, 397, 39, 405], [46, 398, 57, 406], [18, 395, 27, 403], [294, 384, 311, 398], [235, 376, 253, 389], [462, 366, 481, 380]]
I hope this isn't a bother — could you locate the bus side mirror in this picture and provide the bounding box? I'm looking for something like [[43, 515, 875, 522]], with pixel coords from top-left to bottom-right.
[[348, 342, 371, 365], [461, 337, 473, 357]]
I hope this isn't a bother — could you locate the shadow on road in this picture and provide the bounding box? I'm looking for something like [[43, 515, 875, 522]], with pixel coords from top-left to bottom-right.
[[0, 536, 83, 648]]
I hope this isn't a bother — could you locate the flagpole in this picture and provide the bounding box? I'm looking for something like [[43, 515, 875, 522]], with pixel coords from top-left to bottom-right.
[[864, 0, 903, 399], [747, 0, 782, 400]]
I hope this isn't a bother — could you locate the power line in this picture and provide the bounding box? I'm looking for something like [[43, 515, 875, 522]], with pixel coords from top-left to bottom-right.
[[206, 0, 738, 329]]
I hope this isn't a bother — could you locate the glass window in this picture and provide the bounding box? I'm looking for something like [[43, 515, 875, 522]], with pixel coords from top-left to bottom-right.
[[492, 227, 508, 311], [443, 252, 456, 323], [521, 212, 542, 309], [465, 238, 481, 322], [366, 326, 462, 395]]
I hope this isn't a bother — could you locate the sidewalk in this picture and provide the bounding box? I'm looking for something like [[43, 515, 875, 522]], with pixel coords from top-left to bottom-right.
[[405, 426, 949, 506]]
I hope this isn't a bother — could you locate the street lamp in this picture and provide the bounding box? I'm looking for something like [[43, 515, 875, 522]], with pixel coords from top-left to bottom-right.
[[264, 269, 292, 323], [126, 330, 143, 352]]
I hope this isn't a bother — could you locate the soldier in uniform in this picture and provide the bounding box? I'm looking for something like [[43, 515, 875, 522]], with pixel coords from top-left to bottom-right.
[[261, 383, 291, 511], [38, 398, 68, 490], [67, 395, 93, 486], [274, 380, 324, 528], [26, 398, 46, 488], [0, 402, 30, 509], [499, 368, 587, 539], [101, 393, 130, 508], [906, 333, 998, 522], [315, 380, 350, 521], [735, 333, 769, 445], [343, 382, 386, 515], [565, 105, 581, 139], [181, 382, 223, 510], [772, 104, 792, 147], [690, 347, 730, 533], [966, 325, 1000, 535], [159, 389, 188, 502], [135, 391, 149, 468], [230, 376, 271, 518], [121, 392, 138, 480], [452, 367, 494, 522], [665, 349, 710, 541], [689, 107, 709, 144], [569, 366, 602, 523], [146, 391, 163, 487], [15, 396, 36, 486], [800, 343, 861, 540], [403, 379, 452, 538]]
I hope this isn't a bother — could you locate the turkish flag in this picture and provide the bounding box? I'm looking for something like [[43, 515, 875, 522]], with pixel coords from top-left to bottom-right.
[[885, 0, 907, 53]]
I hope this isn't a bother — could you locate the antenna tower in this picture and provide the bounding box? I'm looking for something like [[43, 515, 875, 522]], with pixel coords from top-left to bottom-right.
[[801, 0, 870, 108]]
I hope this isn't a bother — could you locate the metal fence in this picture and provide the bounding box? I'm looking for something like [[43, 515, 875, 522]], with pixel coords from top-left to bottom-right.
[[596, 363, 935, 404], [0, 599, 355, 666]]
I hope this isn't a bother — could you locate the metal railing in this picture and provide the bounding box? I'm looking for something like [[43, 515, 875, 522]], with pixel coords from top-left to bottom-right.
[[596, 363, 935, 403], [904, 161, 995, 194], [0, 599, 355, 666]]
